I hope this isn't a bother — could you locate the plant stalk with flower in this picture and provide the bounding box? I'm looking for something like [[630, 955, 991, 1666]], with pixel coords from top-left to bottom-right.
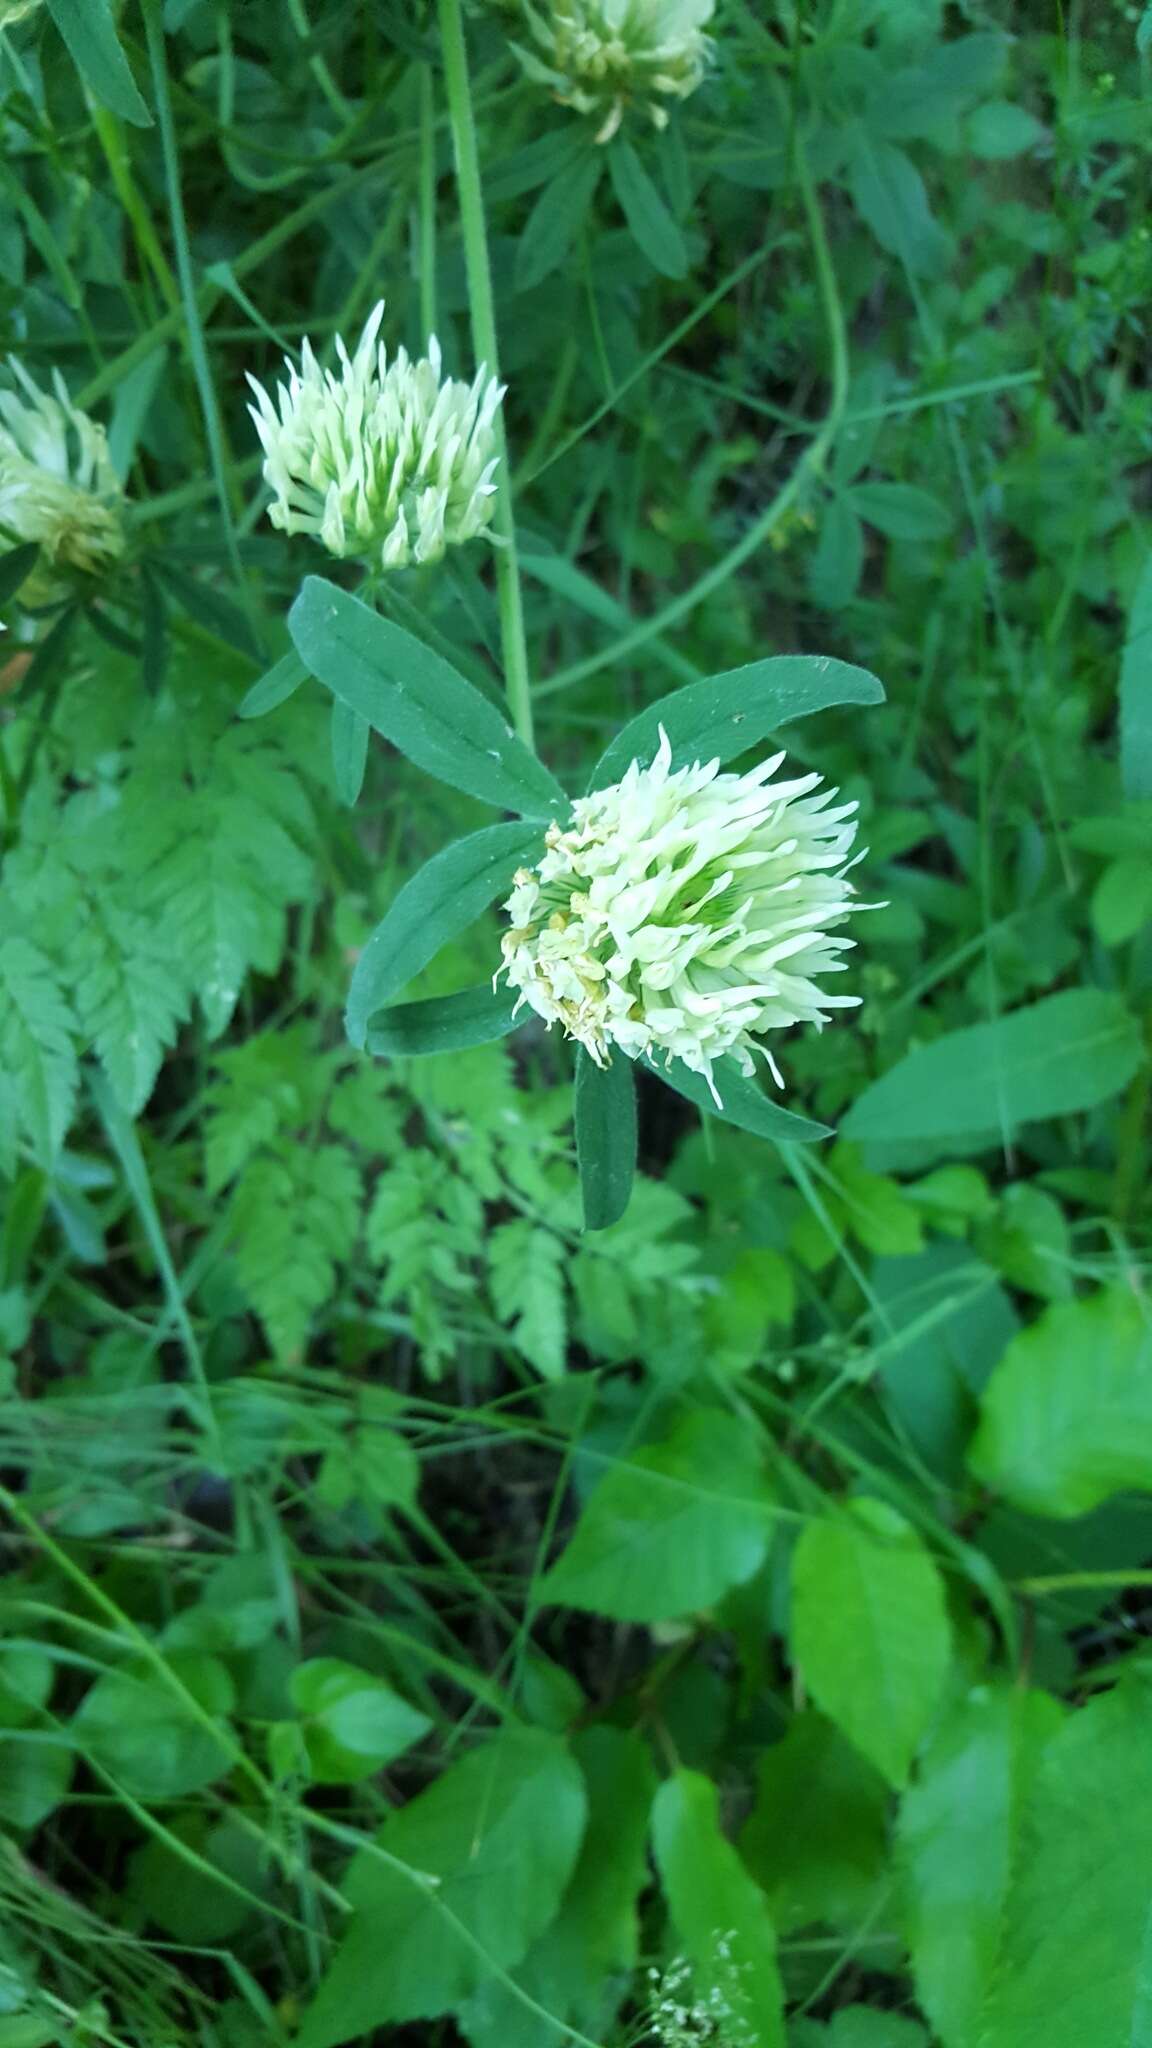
[[0, 361, 127, 604]]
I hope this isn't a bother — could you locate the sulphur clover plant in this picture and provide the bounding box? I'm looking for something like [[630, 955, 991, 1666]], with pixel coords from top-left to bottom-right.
[[510, 0, 716, 142], [0, 359, 128, 604], [249, 574, 884, 1229]]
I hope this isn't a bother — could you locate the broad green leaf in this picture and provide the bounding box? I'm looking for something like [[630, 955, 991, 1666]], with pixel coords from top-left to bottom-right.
[[1121, 554, 1152, 799], [456, 1727, 656, 2048], [541, 1409, 775, 1621], [609, 140, 688, 277], [876, 31, 1008, 140], [899, 1684, 1058, 2048], [296, 1730, 587, 2046], [969, 1287, 1152, 1518], [849, 482, 953, 540], [1092, 854, 1152, 945], [576, 1047, 637, 1231], [847, 135, 951, 274], [367, 984, 520, 1058], [289, 578, 565, 820], [966, 101, 1046, 158], [843, 989, 1143, 1145], [289, 1659, 431, 1785], [514, 151, 603, 292], [72, 1654, 234, 1800], [0, 1734, 74, 1829], [345, 822, 543, 1047], [789, 1498, 951, 1787], [794, 2013, 928, 2048], [590, 654, 885, 789], [651, 1053, 831, 1146], [0, 542, 39, 606], [45, 0, 152, 125], [652, 1770, 785, 2048], [740, 1711, 890, 1935], [810, 497, 865, 609], [872, 1245, 1019, 1481], [330, 700, 369, 806], [978, 1682, 1152, 2048], [237, 649, 309, 719]]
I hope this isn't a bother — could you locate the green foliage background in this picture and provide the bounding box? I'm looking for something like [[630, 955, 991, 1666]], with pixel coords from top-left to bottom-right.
[[1, 1, 1151, 2045]]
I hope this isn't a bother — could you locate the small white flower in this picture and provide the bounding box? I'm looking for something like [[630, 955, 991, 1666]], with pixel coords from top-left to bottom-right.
[[514, 0, 715, 142], [246, 301, 504, 573], [500, 728, 871, 1107], [0, 361, 127, 595]]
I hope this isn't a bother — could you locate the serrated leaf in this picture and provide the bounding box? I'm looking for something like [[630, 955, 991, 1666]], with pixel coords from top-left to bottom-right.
[[969, 1287, 1152, 1518], [590, 654, 884, 789], [899, 1684, 1058, 2048], [72, 900, 186, 1116], [843, 989, 1143, 1146], [652, 1771, 785, 2048], [575, 1047, 636, 1231], [232, 1146, 361, 1360], [490, 1220, 567, 1380], [651, 1054, 831, 1145], [289, 577, 566, 819], [609, 140, 687, 277], [977, 1683, 1152, 2048], [297, 1730, 588, 2046], [542, 1409, 775, 1621], [45, 0, 152, 125], [0, 936, 78, 1173], [789, 1498, 951, 1787], [346, 821, 543, 1048]]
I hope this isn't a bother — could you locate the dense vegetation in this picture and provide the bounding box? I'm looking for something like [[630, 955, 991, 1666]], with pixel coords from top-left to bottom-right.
[[1, 2, 1151, 2045]]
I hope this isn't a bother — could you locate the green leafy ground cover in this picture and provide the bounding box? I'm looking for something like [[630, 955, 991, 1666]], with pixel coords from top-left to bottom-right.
[[1, 2, 1151, 2045]]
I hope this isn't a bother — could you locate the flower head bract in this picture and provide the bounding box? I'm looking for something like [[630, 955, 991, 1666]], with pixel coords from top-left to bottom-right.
[[514, 0, 715, 141], [500, 728, 869, 1106], [0, 360, 127, 596], [246, 301, 504, 573]]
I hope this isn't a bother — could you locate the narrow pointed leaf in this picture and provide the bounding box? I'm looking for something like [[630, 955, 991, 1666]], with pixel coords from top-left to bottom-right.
[[0, 543, 40, 608], [589, 654, 884, 788], [331, 700, 369, 807], [345, 821, 542, 1048], [290, 577, 566, 819], [46, 0, 152, 126], [366, 984, 520, 1058], [575, 1047, 637, 1230], [238, 650, 308, 719], [650, 1054, 831, 1145]]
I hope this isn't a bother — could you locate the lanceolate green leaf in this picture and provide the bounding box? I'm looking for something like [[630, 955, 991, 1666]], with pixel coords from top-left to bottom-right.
[[590, 654, 885, 789], [609, 140, 688, 278], [290, 576, 566, 819], [345, 822, 543, 1048], [541, 1408, 775, 1622], [652, 1771, 786, 2048], [1121, 552, 1152, 799], [296, 1730, 587, 2047], [0, 542, 39, 607], [969, 1287, 1152, 1518], [651, 1054, 831, 1145], [330, 700, 369, 807], [575, 1047, 637, 1231], [366, 985, 520, 1058], [46, 0, 152, 126], [843, 988, 1143, 1146], [237, 649, 309, 719], [789, 1498, 951, 1788]]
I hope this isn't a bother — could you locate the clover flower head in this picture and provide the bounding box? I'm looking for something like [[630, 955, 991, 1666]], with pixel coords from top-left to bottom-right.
[[515, 0, 715, 141], [500, 728, 870, 1106], [246, 301, 504, 573], [0, 360, 127, 596]]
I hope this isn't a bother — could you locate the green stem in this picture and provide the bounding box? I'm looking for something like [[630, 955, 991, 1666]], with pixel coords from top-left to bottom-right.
[[141, 0, 264, 656], [1113, 1024, 1151, 1226], [436, 0, 534, 752], [536, 145, 849, 700], [418, 63, 439, 339]]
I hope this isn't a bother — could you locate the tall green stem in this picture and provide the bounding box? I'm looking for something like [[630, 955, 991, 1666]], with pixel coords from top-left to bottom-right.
[[436, 0, 534, 751]]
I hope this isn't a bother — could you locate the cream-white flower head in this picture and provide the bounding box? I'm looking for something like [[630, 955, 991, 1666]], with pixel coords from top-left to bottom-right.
[[246, 301, 504, 573], [501, 728, 869, 1106], [0, 361, 127, 595], [514, 0, 715, 142]]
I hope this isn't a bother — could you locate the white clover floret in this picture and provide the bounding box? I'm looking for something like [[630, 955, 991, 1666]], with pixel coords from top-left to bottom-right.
[[500, 727, 872, 1106], [514, 0, 715, 141], [246, 301, 504, 573], [0, 360, 127, 596]]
